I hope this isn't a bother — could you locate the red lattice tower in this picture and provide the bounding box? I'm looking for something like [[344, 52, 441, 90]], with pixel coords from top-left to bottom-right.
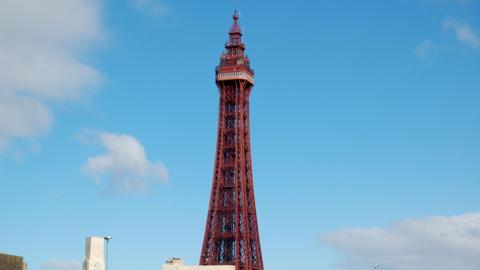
[[200, 11, 264, 270]]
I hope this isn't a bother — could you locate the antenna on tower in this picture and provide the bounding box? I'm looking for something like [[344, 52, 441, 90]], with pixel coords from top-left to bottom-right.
[[233, 0, 239, 11]]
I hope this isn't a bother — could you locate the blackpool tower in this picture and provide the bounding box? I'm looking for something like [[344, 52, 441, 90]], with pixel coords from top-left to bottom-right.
[[200, 11, 264, 270]]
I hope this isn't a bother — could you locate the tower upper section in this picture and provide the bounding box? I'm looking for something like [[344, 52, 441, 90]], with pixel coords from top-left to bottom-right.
[[216, 11, 254, 85]]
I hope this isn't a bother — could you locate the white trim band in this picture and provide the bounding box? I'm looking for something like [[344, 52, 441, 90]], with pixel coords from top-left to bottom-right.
[[216, 72, 254, 84]]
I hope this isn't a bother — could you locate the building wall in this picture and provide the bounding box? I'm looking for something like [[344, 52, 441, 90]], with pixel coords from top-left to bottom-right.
[[82, 237, 105, 270], [0, 253, 27, 270]]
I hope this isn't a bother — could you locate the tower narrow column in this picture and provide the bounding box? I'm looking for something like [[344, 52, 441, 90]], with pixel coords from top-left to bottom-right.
[[200, 11, 264, 270]]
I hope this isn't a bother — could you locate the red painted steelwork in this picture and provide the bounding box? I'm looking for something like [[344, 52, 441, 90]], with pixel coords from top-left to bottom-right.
[[200, 11, 264, 270]]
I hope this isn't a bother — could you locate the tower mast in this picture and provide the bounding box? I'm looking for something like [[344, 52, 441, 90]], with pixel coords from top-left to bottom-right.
[[200, 11, 264, 270]]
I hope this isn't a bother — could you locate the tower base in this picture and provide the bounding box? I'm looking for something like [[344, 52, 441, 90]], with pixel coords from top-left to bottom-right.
[[163, 258, 235, 270]]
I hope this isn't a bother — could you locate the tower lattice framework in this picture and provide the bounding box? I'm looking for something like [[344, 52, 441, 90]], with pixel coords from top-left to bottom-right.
[[200, 11, 264, 270]]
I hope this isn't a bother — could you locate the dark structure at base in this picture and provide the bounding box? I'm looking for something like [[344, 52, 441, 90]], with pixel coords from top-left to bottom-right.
[[0, 253, 28, 270]]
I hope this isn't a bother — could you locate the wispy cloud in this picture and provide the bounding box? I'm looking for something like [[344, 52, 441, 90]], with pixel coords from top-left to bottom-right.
[[0, 95, 51, 149], [82, 131, 168, 195], [443, 19, 480, 48], [321, 213, 480, 270], [0, 0, 103, 153], [415, 39, 440, 59], [415, 18, 479, 59], [130, 0, 171, 15], [42, 259, 82, 270]]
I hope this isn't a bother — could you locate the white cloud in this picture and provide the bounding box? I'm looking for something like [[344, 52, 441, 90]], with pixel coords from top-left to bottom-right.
[[322, 213, 480, 270], [0, 0, 102, 151], [131, 0, 171, 15], [42, 259, 82, 270], [415, 39, 439, 59], [83, 132, 168, 194], [444, 19, 480, 48], [0, 94, 52, 142]]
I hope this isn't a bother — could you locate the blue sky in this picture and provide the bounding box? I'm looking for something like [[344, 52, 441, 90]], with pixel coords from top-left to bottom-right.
[[1, 1, 480, 270]]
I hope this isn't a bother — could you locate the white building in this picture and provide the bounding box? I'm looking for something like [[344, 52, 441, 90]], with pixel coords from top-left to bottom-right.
[[162, 258, 235, 270], [82, 237, 105, 270]]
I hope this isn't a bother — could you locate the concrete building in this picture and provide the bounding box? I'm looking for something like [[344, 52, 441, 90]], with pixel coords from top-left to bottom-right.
[[162, 258, 235, 270], [0, 253, 28, 270], [82, 237, 105, 270]]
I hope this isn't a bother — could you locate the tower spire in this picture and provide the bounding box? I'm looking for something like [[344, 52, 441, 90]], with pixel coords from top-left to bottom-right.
[[219, 10, 252, 77], [230, 10, 240, 33], [226, 10, 245, 57]]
